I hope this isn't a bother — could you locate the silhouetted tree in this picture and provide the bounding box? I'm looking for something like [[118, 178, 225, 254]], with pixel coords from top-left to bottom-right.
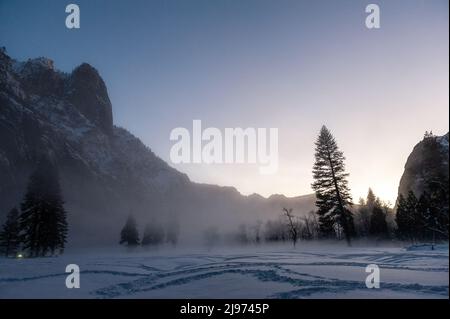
[[0, 208, 20, 257], [396, 191, 422, 242], [417, 191, 448, 244], [283, 208, 299, 247], [355, 188, 379, 237], [366, 188, 376, 209], [19, 159, 68, 257], [354, 198, 367, 237], [397, 186, 448, 246], [120, 215, 140, 246], [312, 126, 355, 245], [395, 194, 410, 240], [369, 199, 389, 239]]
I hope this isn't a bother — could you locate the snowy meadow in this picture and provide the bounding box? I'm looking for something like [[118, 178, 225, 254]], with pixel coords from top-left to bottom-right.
[[0, 243, 447, 299]]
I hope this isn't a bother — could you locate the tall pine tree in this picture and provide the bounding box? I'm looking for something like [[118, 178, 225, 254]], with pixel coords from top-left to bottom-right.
[[19, 158, 68, 257], [312, 126, 355, 245], [366, 188, 376, 210], [120, 214, 140, 246], [0, 207, 20, 257]]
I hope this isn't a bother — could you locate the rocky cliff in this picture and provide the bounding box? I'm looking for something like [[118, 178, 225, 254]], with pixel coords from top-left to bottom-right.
[[0, 49, 315, 246], [397, 132, 449, 200]]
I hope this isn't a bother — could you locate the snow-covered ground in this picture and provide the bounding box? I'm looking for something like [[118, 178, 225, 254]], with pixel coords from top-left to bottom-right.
[[0, 244, 448, 299]]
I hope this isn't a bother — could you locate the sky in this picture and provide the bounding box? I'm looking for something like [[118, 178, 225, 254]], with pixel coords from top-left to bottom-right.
[[0, 0, 448, 204]]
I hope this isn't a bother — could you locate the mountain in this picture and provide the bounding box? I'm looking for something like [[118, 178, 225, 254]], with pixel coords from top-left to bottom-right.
[[397, 132, 449, 200], [0, 48, 315, 246]]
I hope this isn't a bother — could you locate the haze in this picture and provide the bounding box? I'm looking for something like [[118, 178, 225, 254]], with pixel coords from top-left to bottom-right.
[[1, 0, 448, 204]]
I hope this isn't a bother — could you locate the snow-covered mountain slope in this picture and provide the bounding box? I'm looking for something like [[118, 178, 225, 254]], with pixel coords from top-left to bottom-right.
[[0, 48, 315, 246]]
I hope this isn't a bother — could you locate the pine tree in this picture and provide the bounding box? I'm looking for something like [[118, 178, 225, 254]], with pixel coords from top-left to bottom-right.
[[366, 188, 376, 210], [427, 182, 449, 240], [395, 194, 409, 240], [355, 198, 370, 237], [397, 186, 448, 243], [369, 199, 388, 239], [406, 191, 422, 242], [417, 190, 448, 242], [416, 193, 431, 240], [19, 159, 68, 257], [120, 215, 140, 246], [312, 126, 355, 245], [355, 189, 377, 237], [395, 191, 421, 242], [0, 208, 20, 257]]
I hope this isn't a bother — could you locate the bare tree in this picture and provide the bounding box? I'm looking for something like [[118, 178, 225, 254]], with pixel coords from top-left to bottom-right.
[[283, 208, 299, 247]]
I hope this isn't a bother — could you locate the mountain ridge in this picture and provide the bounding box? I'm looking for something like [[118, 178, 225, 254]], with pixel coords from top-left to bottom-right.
[[0, 48, 315, 246]]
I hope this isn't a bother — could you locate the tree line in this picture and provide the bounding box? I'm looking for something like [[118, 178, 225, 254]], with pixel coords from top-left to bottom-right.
[[307, 127, 448, 246], [0, 158, 68, 257], [241, 127, 447, 248], [120, 215, 179, 248], [121, 127, 447, 249], [242, 188, 391, 247]]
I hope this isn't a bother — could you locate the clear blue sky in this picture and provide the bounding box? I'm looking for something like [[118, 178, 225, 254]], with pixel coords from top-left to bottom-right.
[[1, 0, 448, 203]]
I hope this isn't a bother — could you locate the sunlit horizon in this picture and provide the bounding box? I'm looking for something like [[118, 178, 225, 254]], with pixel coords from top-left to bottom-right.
[[168, 128, 449, 206]]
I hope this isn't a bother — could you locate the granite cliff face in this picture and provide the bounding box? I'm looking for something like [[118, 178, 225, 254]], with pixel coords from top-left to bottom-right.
[[397, 132, 449, 200], [66, 63, 113, 135], [0, 49, 314, 246]]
